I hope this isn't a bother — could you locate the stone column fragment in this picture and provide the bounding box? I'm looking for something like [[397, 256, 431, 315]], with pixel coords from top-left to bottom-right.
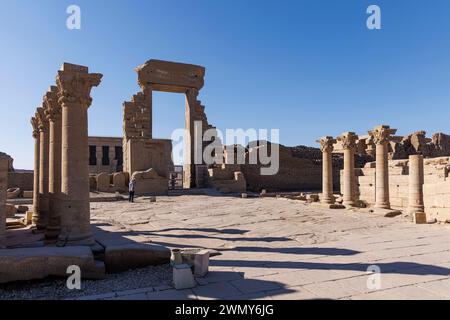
[[339, 132, 358, 207], [31, 115, 40, 223], [408, 154, 427, 224], [44, 86, 63, 238], [369, 125, 397, 210], [35, 107, 50, 229], [318, 136, 336, 204], [56, 63, 102, 246]]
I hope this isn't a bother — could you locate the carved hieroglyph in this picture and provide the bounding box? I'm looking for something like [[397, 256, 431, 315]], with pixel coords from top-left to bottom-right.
[[318, 136, 336, 204], [56, 63, 102, 246], [338, 132, 358, 206], [368, 125, 397, 209]]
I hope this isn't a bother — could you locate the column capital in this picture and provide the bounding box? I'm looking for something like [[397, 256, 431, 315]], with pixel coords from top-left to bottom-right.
[[338, 132, 358, 150], [368, 125, 397, 145], [36, 107, 49, 132], [44, 86, 61, 122], [31, 116, 39, 138], [317, 136, 336, 153], [56, 63, 102, 108]]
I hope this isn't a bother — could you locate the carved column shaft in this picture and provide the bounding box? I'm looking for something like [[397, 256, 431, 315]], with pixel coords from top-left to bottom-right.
[[31, 116, 40, 220], [45, 86, 63, 238], [318, 137, 335, 204], [408, 155, 426, 223], [56, 63, 102, 246], [375, 142, 389, 209], [36, 107, 49, 229], [340, 132, 358, 207], [369, 125, 397, 210]]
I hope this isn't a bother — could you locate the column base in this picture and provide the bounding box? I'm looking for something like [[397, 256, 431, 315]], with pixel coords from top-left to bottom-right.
[[45, 227, 61, 239], [57, 232, 95, 247], [374, 203, 391, 210]]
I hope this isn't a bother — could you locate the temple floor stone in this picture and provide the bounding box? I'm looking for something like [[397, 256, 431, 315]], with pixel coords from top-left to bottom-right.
[[3, 193, 450, 299]]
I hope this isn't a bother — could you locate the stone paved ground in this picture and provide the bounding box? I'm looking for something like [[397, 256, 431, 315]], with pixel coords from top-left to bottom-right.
[[81, 193, 450, 300]]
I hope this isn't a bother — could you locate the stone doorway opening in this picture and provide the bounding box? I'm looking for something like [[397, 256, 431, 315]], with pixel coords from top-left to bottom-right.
[[153, 91, 186, 167]]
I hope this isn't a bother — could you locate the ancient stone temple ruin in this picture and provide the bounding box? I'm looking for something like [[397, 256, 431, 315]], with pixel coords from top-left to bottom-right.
[[317, 125, 450, 224], [123, 59, 216, 189]]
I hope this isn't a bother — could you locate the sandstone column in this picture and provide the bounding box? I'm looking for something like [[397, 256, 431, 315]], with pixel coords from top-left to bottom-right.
[[0, 153, 8, 248], [31, 115, 41, 222], [44, 86, 63, 238], [369, 125, 397, 209], [339, 132, 358, 207], [408, 154, 427, 224], [35, 107, 50, 229], [318, 136, 336, 204], [56, 63, 102, 246]]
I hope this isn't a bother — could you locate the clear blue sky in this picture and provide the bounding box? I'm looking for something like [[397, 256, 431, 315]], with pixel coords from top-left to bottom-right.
[[1, 0, 450, 169]]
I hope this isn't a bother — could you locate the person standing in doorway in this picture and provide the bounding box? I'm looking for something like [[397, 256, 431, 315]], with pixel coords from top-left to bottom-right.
[[129, 178, 136, 203]]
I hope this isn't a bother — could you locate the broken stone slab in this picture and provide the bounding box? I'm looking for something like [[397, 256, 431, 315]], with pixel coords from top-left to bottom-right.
[[0, 246, 95, 284], [104, 243, 170, 273], [370, 208, 403, 218], [6, 188, 21, 199], [173, 264, 196, 290], [180, 248, 221, 266], [193, 250, 210, 277]]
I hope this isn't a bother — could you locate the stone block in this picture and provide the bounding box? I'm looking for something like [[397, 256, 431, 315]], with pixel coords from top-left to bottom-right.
[[5, 204, 16, 218], [104, 243, 170, 273], [16, 205, 28, 213], [193, 250, 210, 277], [173, 264, 196, 290], [0, 246, 95, 284], [6, 188, 21, 199], [22, 191, 33, 198], [97, 172, 110, 192], [112, 172, 127, 192]]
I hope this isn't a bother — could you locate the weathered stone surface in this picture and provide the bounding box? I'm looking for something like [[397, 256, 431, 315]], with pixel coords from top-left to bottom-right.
[[104, 243, 170, 273], [0, 153, 8, 248], [173, 264, 196, 290], [131, 168, 168, 196], [0, 246, 95, 284], [6, 187, 21, 199], [56, 62, 102, 246], [96, 172, 110, 192]]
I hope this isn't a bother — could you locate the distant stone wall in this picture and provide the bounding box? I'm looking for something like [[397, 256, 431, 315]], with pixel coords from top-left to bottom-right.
[[7, 172, 34, 191], [346, 157, 450, 222], [240, 143, 336, 192]]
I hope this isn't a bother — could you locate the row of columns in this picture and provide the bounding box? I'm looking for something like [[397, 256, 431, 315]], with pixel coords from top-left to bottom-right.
[[318, 125, 426, 222], [30, 63, 102, 246]]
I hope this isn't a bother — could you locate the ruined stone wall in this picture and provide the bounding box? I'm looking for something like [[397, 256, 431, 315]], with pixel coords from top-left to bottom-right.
[[7, 172, 34, 191], [347, 157, 450, 222], [239, 143, 328, 192]]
